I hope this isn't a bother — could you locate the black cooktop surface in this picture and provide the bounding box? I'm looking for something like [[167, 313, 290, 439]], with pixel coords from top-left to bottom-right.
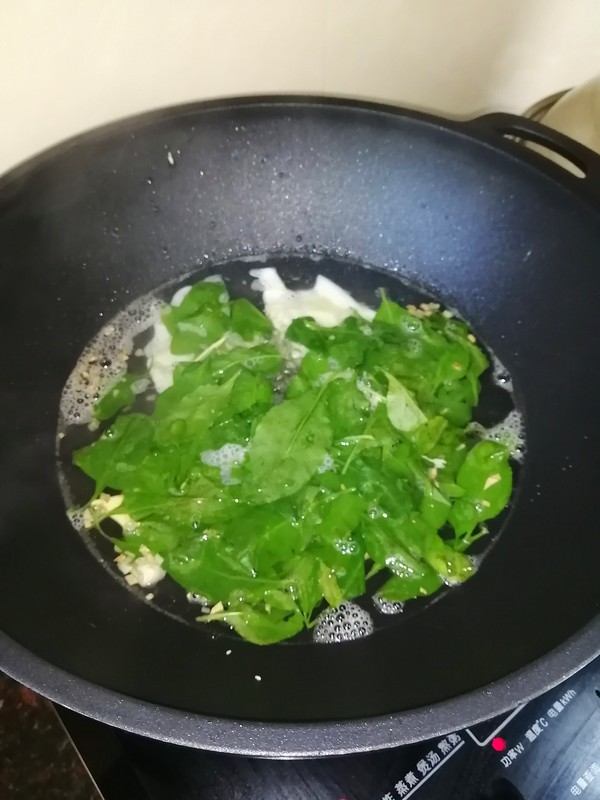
[[56, 656, 600, 800]]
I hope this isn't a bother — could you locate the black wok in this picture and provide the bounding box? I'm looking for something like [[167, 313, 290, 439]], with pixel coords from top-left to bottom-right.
[[1, 97, 600, 757]]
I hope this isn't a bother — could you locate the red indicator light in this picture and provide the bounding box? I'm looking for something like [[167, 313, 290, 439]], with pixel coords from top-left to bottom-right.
[[491, 737, 507, 751]]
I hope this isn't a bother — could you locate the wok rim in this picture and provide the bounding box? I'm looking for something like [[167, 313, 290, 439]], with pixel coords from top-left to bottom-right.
[[2, 619, 599, 757], [3, 92, 597, 200], [1, 93, 449, 182]]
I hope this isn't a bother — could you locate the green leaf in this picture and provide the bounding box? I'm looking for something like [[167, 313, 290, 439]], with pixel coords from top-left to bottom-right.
[[449, 440, 512, 536], [410, 416, 447, 454], [421, 531, 474, 583], [227, 370, 273, 415], [304, 490, 368, 600], [340, 402, 397, 475], [225, 504, 306, 572], [168, 281, 229, 319], [434, 380, 478, 427], [326, 379, 370, 441], [202, 602, 304, 645], [119, 477, 238, 528], [74, 414, 155, 494], [318, 562, 344, 608], [166, 537, 282, 601], [361, 518, 426, 578], [420, 480, 451, 528], [318, 539, 366, 600], [384, 372, 427, 432], [378, 571, 443, 602], [285, 352, 331, 399], [373, 289, 409, 327], [94, 373, 144, 421], [314, 492, 367, 542], [342, 455, 415, 519], [121, 519, 184, 558], [230, 298, 273, 341], [207, 344, 282, 381], [287, 554, 322, 621], [242, 386, 333, 503], [154, 370, 239, 443], [163, 280, 230, 355], [286, 316, 368, 368]]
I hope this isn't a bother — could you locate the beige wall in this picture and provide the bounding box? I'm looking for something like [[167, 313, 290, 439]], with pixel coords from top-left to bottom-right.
[[2, 0, 600, 173]]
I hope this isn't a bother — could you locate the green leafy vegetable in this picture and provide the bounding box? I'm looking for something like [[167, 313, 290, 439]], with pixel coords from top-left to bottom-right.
[[378, 571, 444, 602], [163, 280, 230, 354], [230, 297, 273, 341], [448, 440, 512, 537], [241, 385, 333, 503], [74, 414, 156, 495], [201, 602, 305, 645], [71, 275, 516, 646], [94, 373, 144, 421], [384, 372, 427, 432]]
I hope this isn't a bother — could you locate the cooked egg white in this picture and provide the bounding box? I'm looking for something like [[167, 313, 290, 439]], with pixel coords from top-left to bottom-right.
[[249, 267, 375, 334]]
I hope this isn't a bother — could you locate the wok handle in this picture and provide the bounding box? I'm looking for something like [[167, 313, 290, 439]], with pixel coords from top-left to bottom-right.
[[468, 111, 600, 188]]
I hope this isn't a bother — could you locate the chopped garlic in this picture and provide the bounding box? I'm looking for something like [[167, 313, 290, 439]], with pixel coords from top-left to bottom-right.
[[111, 512, 139, 532], [407, 302, 440, 319], [406, 304, 422, 317], [423, 455, 447, 470], [114, 547, 166, 588], [82, 509, 94, 529], [81, 493, 125, 529], [91, 493, 124, 515], [484, 473, 501, 490]]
